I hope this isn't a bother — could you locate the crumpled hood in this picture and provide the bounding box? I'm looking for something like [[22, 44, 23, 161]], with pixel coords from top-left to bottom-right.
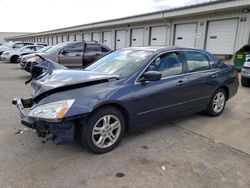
[[31, 69, 118, 98]]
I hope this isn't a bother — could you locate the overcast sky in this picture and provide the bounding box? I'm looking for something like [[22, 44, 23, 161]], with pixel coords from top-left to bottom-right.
[[0, 0, 211, 32]]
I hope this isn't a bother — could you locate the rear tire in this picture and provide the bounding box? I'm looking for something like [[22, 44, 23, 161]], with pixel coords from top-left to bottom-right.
[[81, 107, 125, 154], [206, 88, 226, 117], [10, 55, 19, 63], [241, 76, 250, 87]]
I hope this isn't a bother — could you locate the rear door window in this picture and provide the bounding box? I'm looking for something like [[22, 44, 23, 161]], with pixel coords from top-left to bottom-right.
[[63, 42, 83, 53], [35, 46, 43, 51], [184, 51, 211, 72]]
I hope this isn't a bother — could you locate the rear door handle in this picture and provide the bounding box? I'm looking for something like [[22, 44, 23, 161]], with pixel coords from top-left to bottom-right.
[[212, 73, 218, 78], [176, 80, 185, 86]]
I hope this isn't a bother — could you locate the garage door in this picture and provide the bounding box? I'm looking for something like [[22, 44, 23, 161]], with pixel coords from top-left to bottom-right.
[[57, 36, 62, 43], [51, 36, 54, 45], [49, 37, 52, 45], [206, 19, 238, 54], [131, 28, 144, 47], [83, 33, 91, 41], [116, 30, 127, 49], [62, 35, 68, 42], [150, 26, 167, 46], [75, 34, 82, 41], [103, 31, 112, 48], [92, 32, 101, 42], [174, 23, 197, 48], [69, 34, 75, 41]]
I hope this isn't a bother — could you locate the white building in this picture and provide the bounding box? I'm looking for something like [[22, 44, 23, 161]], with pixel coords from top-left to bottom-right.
[[5, 0, 250, 55]]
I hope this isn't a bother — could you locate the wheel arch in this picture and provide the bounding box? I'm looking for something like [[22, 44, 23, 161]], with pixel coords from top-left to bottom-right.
[[10, 55, 19, 62], [218, 85, 229, 101], [89, 102, 132, 132]]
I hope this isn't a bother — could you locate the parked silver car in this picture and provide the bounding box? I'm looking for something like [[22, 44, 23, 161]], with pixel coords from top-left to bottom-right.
[[241, 60, 250, 87]]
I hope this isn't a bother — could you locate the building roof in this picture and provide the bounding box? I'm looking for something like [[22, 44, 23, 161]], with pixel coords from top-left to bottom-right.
[[6, 0, 250, 40]]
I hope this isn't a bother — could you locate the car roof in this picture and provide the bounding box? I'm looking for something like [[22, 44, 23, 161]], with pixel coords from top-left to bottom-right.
[[122, 46, 208, 53], [22, 44, 43, 48]]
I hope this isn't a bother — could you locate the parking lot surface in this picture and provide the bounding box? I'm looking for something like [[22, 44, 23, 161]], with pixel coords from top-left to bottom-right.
[[0, 61, 250, 188]]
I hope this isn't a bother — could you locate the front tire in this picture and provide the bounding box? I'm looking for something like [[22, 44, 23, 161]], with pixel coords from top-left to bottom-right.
[[206, 89, 226, 117], [81, 107, 125, 154], [10, 55, 19, 63], [241, 76, 250, 87]]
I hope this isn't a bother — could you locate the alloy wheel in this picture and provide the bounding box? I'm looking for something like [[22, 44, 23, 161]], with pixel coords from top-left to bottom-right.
[[213, 91, 225, 113], [92, 115, 121, 148]]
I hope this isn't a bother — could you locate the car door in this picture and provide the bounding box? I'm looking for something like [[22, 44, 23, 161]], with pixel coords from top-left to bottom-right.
[[131, 51, 191, 125], [182, 50, 220, 110], [82, 44, 103, 68], [58, 42, 84, 68]]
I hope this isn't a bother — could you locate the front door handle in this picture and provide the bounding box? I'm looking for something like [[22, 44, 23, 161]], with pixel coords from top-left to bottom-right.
[[212, 73, 218, 78], [176, 80, 185, 86]]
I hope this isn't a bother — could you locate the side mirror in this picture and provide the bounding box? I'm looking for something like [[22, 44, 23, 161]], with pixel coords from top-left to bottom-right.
[[140, 71, 162, 82]]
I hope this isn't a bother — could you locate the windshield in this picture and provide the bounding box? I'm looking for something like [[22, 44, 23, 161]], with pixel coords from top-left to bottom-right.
[[85, 49, 153, 78], [2, 42, 13, 47], [45, 42, 69, 54]]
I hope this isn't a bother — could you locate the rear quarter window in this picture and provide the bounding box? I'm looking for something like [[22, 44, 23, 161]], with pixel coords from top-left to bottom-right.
[[101, 47, 109, 53], [85, 44, 101, 53]]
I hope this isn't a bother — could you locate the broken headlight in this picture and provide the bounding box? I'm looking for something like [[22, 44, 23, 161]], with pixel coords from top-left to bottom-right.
[[28, 99, 75, 121]]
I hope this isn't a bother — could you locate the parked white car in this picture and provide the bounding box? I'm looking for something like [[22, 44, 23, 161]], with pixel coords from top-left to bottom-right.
[[1, 45, 45, 63], [0, 41, 47, 56]]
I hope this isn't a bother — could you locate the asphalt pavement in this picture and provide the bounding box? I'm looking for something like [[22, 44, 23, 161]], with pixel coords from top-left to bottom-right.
[[0, 61, 249, 188]]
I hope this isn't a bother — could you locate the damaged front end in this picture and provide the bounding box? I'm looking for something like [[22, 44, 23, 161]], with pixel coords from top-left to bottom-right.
[[13, 57, 119, 145], [12, 97, 78, 144]]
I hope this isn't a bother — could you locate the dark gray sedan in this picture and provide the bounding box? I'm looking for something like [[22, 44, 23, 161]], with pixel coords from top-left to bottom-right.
[[13, 47, 239, 153]]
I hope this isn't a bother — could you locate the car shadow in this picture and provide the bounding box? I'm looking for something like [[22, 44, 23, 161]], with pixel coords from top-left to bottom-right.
[[66, 112, 205, 154], [1, 61, 14, 64], [1, 75, 30, 81]]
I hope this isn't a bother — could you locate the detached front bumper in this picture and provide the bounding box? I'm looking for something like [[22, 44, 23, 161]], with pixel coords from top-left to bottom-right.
[[12, 97, 76, 144]]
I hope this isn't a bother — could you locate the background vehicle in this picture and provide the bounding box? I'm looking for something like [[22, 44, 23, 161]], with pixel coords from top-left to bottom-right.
[[13, 47, 239, 154], [234, 45, 250, 71], [22, 41, 111, 68], [241, 60, 250, 87], [0, 41, 47, 56], [1, 45, 45, 63], [19, 46, 52, 70]]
